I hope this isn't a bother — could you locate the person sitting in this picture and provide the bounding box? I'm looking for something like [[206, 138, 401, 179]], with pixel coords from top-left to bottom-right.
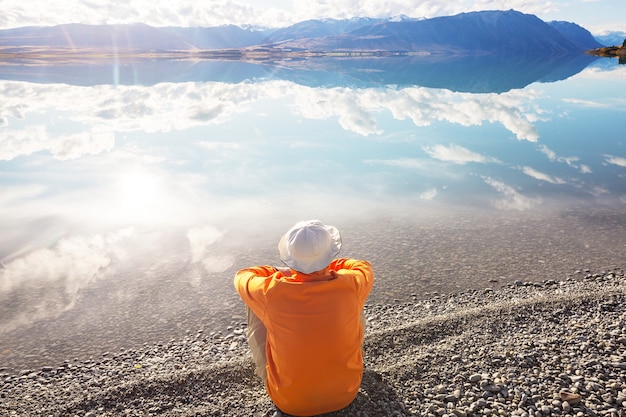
[[234, 219, 374, 416]]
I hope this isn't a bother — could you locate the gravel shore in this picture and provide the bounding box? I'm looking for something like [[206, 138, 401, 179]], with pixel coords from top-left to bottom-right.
[[1, 268, 625, 417]]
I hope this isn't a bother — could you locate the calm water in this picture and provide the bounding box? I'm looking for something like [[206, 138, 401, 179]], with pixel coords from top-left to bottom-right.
[[1, 54, 625, 371]]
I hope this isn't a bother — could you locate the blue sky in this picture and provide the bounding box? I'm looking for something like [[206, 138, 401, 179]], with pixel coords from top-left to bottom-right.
[[0, 0, 623, 34]]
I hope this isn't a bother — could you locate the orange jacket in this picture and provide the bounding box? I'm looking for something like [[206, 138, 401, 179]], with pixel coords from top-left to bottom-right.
[[234, 258, 374, 416]]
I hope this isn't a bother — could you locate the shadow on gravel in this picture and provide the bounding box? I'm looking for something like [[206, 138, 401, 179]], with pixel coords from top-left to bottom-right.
[[333, 368, 411, 416], [281, 369, 411, 417], [56, 360, 273, 416], [56, 359, 411, 416]]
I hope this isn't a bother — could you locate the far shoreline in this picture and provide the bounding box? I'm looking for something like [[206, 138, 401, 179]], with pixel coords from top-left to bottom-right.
[[0, 44, 597, 65]]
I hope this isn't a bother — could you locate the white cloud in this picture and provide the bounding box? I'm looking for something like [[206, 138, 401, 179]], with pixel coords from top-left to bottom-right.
[[537, 144, 591, 174], [364, 158, 430, 170], [292, 87, 383, 136], [562, 98, 608, 108], [201, 256, 236, 273], [0, 185, 47, 208], [368, 87, 541, 141], [0, 1, 293, 29], [0, 228, 133, 332], [198, 141, 243, 150], [1, 0, 623, 35], [604, 154, 626, 167], [187, 225, 226, 263], [0, 81, 277, 160], [0, 0, 568, 29], [423, 144, 498, 164], [579, 64, 626, 82], [290, 0, 563, 22], [521, 166, 566, 184], [187, 225, 234, 273], [420, 188, 438, 200], [482, 176, 541, 210], [1, 80, 544, 160], [291, 85, 542, 140], [0, 126, 115, 161]]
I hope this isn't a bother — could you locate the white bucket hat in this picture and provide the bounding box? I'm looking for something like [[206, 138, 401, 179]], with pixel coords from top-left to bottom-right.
[[278, 220, 342, 274]]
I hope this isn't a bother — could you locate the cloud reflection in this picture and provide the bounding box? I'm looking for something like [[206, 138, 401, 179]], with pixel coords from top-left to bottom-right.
[[0, 126, 114, 161], [292, 86, 541, 140], [0, 229, 133, 333], [0, 221, 239, 331], [0, 80, 544, 163], [604, 154, 626, 168], [420, 188, 438, 201], [292, 87, 383, 136], [186, 225, 234, 274], [481, 176, 541, 211], [423, 144, 499, 164], [522, 166, 566, 184], [579, 64, 626, 81], [538, 145, 592, 174]]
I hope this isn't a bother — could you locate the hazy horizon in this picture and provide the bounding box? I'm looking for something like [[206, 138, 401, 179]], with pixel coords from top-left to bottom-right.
[[0, 0, 623, 35]]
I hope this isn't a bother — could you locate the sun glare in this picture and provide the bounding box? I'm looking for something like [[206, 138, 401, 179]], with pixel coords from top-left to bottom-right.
[[115, 170, 162, 222]]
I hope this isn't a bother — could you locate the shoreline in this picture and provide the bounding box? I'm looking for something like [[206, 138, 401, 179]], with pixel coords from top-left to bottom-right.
[[1, 268, 624, 416], [3, 205, 624, 377]]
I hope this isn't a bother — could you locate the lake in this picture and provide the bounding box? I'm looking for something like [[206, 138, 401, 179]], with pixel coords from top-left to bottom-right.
[[1, 53, 625, 372]]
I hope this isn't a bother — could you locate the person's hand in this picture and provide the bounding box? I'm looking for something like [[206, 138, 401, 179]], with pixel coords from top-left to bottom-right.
[[276, 267, 293, 276]]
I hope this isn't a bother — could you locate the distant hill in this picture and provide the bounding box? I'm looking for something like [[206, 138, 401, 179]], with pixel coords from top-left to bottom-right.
[[547, 20, 604, 50], [0, 10, 602, 54], [268, 10, 602, 54], [594, 31, 626, 47], [0, 23, 269, 50], [262, 17, 386, 43]]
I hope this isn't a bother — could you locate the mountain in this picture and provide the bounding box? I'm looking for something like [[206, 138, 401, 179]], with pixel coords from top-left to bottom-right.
[[267, 10, 602, 54], [261, 16, 422, 43], [594, 31, 626, 46], [262, 17, 383, 43], [547, 20, 604, 50], [0, 10, 603, 54], [0, 23, 189, 50], [0, 23, 269, 50]]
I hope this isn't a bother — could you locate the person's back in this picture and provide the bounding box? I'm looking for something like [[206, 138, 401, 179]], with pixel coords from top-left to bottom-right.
[[234, 220, 374, 416]]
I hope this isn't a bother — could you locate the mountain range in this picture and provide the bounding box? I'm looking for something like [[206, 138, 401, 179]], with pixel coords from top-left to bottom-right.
[[264, 10, 602, 54], [595, 31, 626, 47], [0, 10, 611, 93], [0, 10, 604, 55]]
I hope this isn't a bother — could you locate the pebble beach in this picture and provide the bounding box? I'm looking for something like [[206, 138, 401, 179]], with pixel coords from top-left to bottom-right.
[[1, 268, 625, 417]]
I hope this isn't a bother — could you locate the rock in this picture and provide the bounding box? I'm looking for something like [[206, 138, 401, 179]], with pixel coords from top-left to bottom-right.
[[562, 400, 571, 412], [469, 374, 482, 383], [559, 390, 581, 405]]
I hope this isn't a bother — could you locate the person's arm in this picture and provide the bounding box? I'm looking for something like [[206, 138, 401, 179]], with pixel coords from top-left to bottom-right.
[[234, 265, 277, 310], [330, 258, 374, 301]]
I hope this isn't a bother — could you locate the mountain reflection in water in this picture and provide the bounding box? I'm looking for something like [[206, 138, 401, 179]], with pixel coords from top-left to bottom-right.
[[0, 52, 601, 93]]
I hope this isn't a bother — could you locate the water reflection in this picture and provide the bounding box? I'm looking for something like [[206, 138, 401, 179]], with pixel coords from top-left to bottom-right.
[[0, 53, 602, 93], [1, 56, 625, 372], [1, 79, 543, 160]]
